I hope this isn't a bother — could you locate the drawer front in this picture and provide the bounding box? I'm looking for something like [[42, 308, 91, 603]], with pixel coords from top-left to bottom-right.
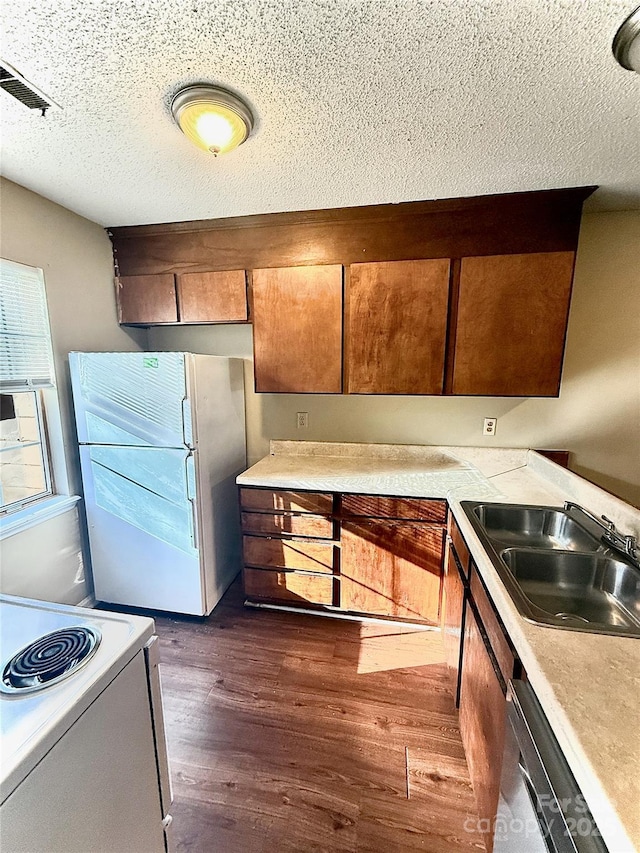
[[241, 512, 334, 539], [449, 516, 471, 579], [240, 488, 333, 515], [243, 535, 335, 574], [341, 495, 447, 523], [243, 568, 334, 606], [470, 563, 516, 684]]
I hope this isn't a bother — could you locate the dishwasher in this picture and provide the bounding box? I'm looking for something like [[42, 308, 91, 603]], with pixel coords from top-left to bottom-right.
[[495, 680, 609, 853]]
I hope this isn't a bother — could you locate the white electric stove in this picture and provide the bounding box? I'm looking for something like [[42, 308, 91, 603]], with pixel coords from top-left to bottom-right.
[[0, 594, 173, 852]]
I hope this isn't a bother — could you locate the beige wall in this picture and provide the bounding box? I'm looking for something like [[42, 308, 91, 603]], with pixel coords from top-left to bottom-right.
[[0, 506, 88, 605], [0, 178, 146, 495], [0, 178, 147, 603], [150, 210, 640, 507]]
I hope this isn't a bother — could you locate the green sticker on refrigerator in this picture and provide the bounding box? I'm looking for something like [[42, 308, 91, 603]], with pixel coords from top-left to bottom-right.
[[143, 357, 159, 368]]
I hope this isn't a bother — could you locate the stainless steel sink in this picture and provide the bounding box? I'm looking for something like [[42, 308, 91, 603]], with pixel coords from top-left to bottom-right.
[[472, 504, 602, 552], [461, 501, 640, 638], [500, 549, 640, 634]]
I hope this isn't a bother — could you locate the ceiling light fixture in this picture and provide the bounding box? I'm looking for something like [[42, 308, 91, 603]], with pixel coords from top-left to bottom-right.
[[612, 4, 640, 72], [170, 84, 254, 155]]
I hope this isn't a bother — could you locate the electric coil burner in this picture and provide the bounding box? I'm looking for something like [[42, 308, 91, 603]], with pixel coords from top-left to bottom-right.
[[1, 626, 101, 694]]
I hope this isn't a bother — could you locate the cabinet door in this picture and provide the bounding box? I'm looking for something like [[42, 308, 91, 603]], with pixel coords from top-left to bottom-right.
[[452, 252, 575, 396], [117, 274, 177, 324], [177, 270, 248, 322], [346, 259, 451, 394], [441, 540, 465, 705], [252, 265, 343, 393], [459, 603, 507, 853], [341, 520, 443, 621]]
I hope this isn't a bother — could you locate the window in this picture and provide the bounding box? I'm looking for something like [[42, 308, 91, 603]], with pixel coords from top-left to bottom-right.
[[0, 259, 56, 512]]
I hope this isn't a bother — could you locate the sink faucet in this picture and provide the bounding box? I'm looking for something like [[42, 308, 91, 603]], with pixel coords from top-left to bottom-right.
[[564, 501, 640, 568]]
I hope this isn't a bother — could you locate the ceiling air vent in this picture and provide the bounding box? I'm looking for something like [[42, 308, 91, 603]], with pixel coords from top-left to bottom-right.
[[0, 60, 58, 114]]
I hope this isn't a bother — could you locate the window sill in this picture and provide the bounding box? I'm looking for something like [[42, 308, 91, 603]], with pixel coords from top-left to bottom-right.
[[0, 495, 81, 540]]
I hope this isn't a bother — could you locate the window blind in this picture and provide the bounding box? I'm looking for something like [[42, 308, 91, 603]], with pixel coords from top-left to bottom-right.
[[0, 258, 55, 390]]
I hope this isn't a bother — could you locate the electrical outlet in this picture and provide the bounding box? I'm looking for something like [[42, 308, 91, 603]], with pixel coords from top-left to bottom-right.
[[296, 412, 309, 429], [483, 417, 497, 436]]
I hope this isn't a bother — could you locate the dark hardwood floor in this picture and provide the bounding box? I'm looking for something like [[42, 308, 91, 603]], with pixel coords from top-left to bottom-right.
[[155, 579, 485, 852]]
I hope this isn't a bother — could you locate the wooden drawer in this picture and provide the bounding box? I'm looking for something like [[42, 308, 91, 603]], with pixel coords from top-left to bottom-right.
[[341, 495, 447, 523], [449, 515, 471, 579], [243, 568, 334, 606], [243, 535, 335, 574], [241, 511, 334, 539], [240, 488, 333, 515], [470, 563, 516, 685]]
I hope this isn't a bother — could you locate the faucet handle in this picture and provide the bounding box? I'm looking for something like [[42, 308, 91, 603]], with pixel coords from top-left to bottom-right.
[[601, 515, 616, 533]]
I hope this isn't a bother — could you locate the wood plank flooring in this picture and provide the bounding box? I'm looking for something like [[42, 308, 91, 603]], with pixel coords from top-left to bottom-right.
[[155, 580, 485, 852]]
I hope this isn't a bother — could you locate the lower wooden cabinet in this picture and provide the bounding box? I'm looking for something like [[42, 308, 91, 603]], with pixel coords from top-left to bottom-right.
[[459, 602, 509, 853], [241, 488, 339, 609], [341, 495, 446, 523], [441, 539, 466, 705], [243, 535, 335, 573], [240, 487, 446, 622], [341, 520, 443, 621], [449, 537, 518, 853], [241, 511, 333, 539], [240, 488, 333, 515], [244, 568, 334, 606]]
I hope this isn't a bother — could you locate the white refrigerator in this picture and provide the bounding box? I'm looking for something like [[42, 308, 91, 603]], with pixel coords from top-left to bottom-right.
[[69, 351, 246, 616]]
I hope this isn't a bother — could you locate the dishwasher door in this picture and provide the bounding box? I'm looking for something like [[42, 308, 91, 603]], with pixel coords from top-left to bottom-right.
[[494, 680, 608, 853]]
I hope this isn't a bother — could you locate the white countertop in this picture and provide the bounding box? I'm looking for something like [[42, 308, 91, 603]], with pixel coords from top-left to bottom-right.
[[238, 441, 640, 852]]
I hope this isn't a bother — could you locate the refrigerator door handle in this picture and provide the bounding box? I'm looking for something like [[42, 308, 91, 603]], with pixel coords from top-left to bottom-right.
[[182, 397, 194, 448], [185, 453, 199, 551], [190, 499, 199, 551]]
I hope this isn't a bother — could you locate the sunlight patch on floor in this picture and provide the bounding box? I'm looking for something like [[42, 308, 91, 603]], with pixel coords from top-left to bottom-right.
[[355, 627, 446, 674]]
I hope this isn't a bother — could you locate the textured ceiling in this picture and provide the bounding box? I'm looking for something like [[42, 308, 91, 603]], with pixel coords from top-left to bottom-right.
[[1, 0, 639, 226]]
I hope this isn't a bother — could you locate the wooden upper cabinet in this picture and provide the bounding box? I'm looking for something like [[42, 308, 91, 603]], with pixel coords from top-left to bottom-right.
[[117, 274, 178, 324], [177, 270, 248, 323], [252, 265, 343, 393], [452, 252, 575, 396], [346, 259, 451, 394]]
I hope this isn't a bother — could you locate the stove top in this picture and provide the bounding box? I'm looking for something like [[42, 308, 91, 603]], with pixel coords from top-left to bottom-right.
[[1, 626, 102, 694], [0, 594, 155, 802]]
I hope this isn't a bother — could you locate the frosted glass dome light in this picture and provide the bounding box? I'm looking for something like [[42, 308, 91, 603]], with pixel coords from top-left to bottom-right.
[[613, 5, 640, 73], [170, 85, 254, 155]]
